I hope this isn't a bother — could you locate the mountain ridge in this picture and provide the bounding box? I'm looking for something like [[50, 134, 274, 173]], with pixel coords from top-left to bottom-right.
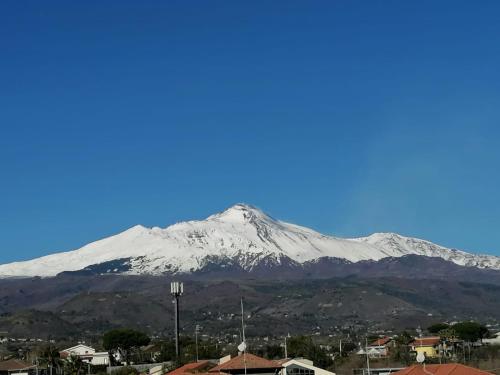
[[1, 203, 499, 278]]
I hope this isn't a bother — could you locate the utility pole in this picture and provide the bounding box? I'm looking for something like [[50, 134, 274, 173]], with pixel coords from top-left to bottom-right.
[[284, 333, 290, 358], [365, 338, 371, 375], [195, 324, 200, 362], [239, 298, 247, 375], [171, 281, 184, 361]]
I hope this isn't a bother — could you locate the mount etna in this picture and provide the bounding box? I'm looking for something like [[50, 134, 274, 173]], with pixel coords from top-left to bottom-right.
[[1, 204, 500, 339], [1, 203, 499, 278]]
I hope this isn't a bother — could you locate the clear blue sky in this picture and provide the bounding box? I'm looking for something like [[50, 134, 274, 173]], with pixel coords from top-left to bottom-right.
[[1, 1, 500, 263]]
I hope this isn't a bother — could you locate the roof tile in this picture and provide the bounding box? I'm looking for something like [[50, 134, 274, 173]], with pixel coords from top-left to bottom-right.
[[392, 364, 494, 374], [209, 354, 282, 372]]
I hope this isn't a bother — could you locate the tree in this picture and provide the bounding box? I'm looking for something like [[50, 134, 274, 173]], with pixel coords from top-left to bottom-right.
[[195, 339, 221, 361], [110, 367, 139, 375], [38, 345, 62, 375], [391, 331, 414, 366], [287, 336, 333, 369], [452, 322, 489, 342], [64, 354, 84, 375], [158, 341, 176, 362], [156, 337, 221, 364], [103, 329, 151, 365], [337, 341, 356, 357], [428, 323, 449, 334], [256, 345, 283, 360], [438, 327, 458, 341]]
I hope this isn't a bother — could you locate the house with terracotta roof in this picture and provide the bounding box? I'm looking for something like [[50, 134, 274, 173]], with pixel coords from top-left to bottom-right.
[[369, 337, 393, 358], [356, 337, 394, 358], [391, 363, 494, 374], [409, 337, 441, 358], [0, 359, 36, 375], [167, 361, 216, 375], [209, 353, 282, 375]]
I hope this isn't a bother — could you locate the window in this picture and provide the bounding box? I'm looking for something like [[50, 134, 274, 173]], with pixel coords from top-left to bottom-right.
[[287, 366, 315, 375]]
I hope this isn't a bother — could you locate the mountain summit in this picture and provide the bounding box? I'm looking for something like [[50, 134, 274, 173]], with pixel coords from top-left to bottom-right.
[[207, 203, 273, 223], [1, 203, 499, 278]]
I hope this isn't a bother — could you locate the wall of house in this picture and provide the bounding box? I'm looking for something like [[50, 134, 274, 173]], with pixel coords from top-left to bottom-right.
[[414, 346, 438, 358], [68, 346, 96, 356], [483, 333, 500, 345], [89, 353, 110, 366]]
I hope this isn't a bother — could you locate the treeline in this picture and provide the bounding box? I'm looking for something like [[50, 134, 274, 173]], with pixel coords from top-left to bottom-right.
[[255, 336, 344, 369], [103, 328, 221, 365], [427, 321, 490, 341]]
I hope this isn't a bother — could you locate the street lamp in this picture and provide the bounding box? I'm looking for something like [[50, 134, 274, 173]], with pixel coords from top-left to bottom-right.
[[171, 281, 184, 360]]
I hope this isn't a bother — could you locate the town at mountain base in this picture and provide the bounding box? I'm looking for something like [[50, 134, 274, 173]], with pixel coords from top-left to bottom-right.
[[2, 341, 496, 375]]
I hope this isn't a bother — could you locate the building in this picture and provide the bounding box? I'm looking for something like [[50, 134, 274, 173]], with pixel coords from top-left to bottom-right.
[[356, 337, 394, 359], [392, 363, 494, 374], [209, 353, 282, 375], [141, 344, 163, 363], [0, 359, 36, 375], [365, 337, 393, 358], [483, 332, 500, 345], [409, 337, 441, 358], [280, 358, 336, 375], [60, 344, 110, 366]]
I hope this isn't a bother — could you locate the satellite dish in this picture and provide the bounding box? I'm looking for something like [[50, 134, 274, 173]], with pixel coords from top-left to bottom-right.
[[238, 342, 247, 352], [416, 352, 426, 363]]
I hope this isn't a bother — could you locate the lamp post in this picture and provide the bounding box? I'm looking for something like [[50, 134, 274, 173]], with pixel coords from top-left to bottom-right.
[[171, 281, 184, 361]]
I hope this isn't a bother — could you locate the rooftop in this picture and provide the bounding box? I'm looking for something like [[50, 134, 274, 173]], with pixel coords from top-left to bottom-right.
[[411, 337, 441, 347], [0, 359, 36, 372], [392, 364, 494, 375], [168, 361, 214, 375], [209, 354, 282, 372], [370, 337, 392, 346]]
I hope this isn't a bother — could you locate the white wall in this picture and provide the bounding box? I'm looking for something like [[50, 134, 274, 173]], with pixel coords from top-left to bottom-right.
[[89, 352, 110, 365], [66, 345, 96, 356], [282, 359, 336, 375]]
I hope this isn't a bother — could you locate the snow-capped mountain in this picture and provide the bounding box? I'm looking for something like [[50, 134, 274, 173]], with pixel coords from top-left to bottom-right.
[[1, 203, 500, 278]]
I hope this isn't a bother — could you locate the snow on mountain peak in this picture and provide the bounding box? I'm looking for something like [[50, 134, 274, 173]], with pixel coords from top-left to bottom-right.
[[207, 203, 275, 224], [1, 204, 500, 278]]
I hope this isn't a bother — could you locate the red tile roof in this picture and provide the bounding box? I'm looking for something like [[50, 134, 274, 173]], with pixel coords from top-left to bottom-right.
[[209, 354, 282, 372], [411, 337, 441, 347], [392, 364, 494, 375], [0, 359, 36, 371], [370, 337, 392, 346], [168, 361, 213, 375]]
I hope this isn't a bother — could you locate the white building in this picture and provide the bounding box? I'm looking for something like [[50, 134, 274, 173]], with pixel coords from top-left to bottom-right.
[[60, 344, 110, 366], [483, 332, 500, 345], [281, 358, 336, 375]]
